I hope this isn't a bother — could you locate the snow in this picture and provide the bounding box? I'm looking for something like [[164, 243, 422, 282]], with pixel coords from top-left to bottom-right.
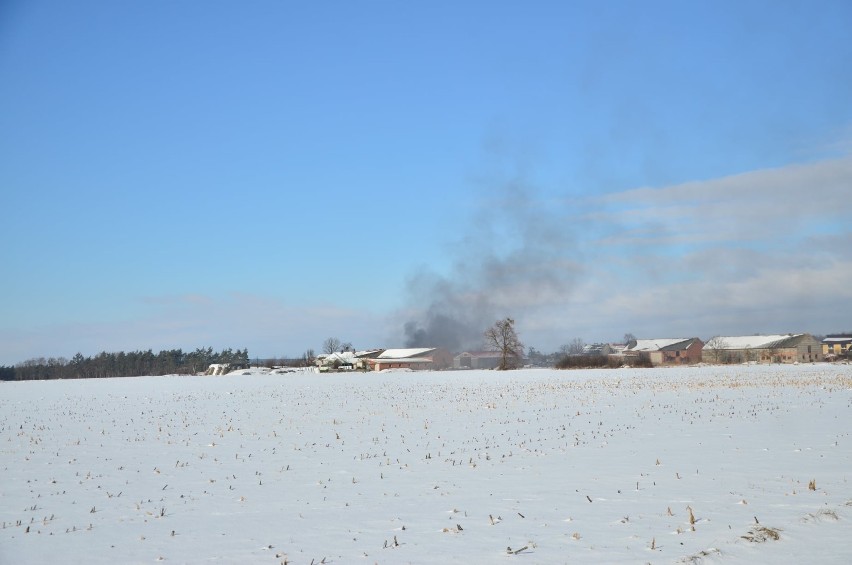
[[204, 364, 232, 376], [714, 335, 802, 350], [2, 364, 851, 564], [628, 338, 690, 351], [378, 348, 435, 358], [318, 352, 357, 364]]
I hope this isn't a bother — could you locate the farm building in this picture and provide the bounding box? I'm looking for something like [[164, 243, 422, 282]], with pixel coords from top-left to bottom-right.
[[822, 335, 852, 359], [582, 343, 614, 356], [622, 338, 704, 366], [702, 334, 823, 364], [316, 349, 384, 372], [315, 351, 357, 371], [367, 348, 453, 371], [453, 351, 506, 369]]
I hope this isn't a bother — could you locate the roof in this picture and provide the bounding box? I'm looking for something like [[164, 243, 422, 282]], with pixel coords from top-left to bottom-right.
[[374, 357, 433, 364], [709, 334, 803, 350], [318, 351, 357, 365], [659, 338, 701, 352], [377, 348, 436, 359], [455, 351, 504, 359], [628, 338, 693, 352], [822, 337, 852, 343]]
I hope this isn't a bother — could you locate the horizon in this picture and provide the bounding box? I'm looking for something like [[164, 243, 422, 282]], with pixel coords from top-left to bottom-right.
[[2, 1, 851, 365], [4, 330, 846, 367]]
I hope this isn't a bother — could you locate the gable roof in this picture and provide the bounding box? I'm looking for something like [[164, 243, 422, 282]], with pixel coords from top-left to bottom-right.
[[711, 334, 803, 350], [317, 351, 357, 365], [823, 336, 852, 343], [377, 348, 436, 359], [628, 338, 693, 352], [659, 338, 701, 351]]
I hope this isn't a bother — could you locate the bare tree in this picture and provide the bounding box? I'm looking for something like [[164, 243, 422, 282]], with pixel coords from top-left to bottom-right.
[[704, 336, 729, 364], [322, 337, 341, 355], [302, 348, 316, 367], [560, 338, 585, 356], [623, 333, 637, 344], [484, 318, 524, 370]]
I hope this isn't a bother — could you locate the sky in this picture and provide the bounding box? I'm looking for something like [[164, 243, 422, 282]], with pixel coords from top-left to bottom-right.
[[1, 0, 851, 363]]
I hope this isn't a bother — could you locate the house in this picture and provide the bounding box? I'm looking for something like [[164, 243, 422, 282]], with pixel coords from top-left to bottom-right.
[[822, 335, 852, 359], [367, 348, 453, 371], [702, 334, 823, 364], [622, 338, 704, 366], [582, 343, 614, 356], [453, 351, 506, 369], [315, 351, 357, 372], [316, 349, 384, 372]]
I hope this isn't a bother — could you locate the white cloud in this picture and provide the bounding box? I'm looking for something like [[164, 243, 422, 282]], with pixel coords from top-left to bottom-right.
[[5, 157, 851, 363], [515, 156, 852, 348], [595, 155, 852, 245]]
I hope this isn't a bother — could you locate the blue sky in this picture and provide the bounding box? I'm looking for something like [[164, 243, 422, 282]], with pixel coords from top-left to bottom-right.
[[2, 1, 851, 363]]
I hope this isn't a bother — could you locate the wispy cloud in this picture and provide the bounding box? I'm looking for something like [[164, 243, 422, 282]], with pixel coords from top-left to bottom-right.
[[551, 155, 852, 342], [391, 155, 852, 351], [0, 293, 384, 363], [595, 155, 852, 247], [4, 155, 850, 364], [140, 294, 214, 307]]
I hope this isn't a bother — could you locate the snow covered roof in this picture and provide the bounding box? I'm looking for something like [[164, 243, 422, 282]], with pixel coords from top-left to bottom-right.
[[318, 351, 357, 364], [711, 335, 802, 350], [628, 338, 692, 352], [822, 337, 852, 343], [377, 348, 436, 359]]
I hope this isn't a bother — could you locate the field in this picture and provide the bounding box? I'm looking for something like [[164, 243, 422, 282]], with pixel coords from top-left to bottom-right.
[[2, 364, 851, 564]]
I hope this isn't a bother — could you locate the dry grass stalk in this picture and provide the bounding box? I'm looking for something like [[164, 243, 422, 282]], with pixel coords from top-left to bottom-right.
[[741, 526, 781, 543]]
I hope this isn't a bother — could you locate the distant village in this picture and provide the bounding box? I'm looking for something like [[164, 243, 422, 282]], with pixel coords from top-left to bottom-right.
[[240, 332, 852, 375], [6, 332, 851, 381]]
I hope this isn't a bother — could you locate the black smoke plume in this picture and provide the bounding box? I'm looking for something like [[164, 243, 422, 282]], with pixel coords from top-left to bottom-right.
[[400, 180, 581, 352]]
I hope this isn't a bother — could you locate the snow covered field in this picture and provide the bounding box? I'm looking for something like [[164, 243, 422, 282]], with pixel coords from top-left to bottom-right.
[[2, 364, 850, 564]]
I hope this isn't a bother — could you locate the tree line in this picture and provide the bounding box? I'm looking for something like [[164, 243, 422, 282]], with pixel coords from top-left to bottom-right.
[[0, 347, 249, 381]]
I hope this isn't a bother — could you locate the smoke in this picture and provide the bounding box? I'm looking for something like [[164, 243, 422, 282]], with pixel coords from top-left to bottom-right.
[[401, 179, 582, 352]]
